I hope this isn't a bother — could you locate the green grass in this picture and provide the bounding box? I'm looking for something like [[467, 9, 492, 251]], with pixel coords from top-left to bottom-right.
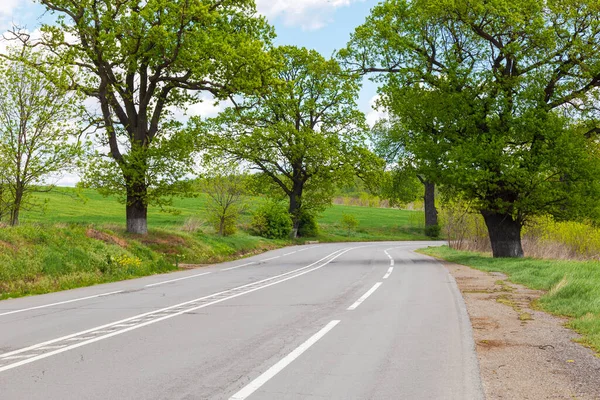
[[0, 187, 426, 300], [420, 246, 600, 354], [21, 187, 428, 240]]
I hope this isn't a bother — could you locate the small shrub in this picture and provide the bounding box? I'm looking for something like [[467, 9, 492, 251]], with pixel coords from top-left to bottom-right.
[[251, 202, 292, 239], [341, 213, 359, 233], [425, 224, 441, 238], [181, 217, 205, 233], [297, 210, 319, 237]]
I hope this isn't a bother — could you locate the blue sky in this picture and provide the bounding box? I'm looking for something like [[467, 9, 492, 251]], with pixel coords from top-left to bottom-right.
[[1, 0, 380, 121]]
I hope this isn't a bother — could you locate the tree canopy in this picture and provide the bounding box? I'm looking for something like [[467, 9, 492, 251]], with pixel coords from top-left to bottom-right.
[[344, 0, 600, 257], [12, 0, 274, 233], [194, 45, 381, 236]]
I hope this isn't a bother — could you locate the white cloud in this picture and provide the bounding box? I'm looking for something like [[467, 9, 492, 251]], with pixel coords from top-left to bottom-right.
[[256, 0, 364, 31], [366, 95, 387, 128], [0, 0, 24, 17]]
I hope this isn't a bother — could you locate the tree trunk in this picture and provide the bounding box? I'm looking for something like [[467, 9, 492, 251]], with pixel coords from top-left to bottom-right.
[[481, 210, 524, 258], [10, 187, 23, 226], [424, 181, 438, 227], [126, 182, 148, 234], [218, 216, 225, 236], [288, 182, 303, 239]]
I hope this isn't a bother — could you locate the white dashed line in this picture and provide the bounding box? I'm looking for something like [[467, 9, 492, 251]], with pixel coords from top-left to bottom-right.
[[221, 262, 256, 271], [260, 256, 281, 262], [229, 320, 340, 400], [0, 291, 124, 317], [383, 267, 394, 279], [145, 272, 212, 287], [347, 282, 383, 311]]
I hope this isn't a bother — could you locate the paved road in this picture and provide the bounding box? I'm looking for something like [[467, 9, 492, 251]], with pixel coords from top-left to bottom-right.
[[0, 242, 484, 399]]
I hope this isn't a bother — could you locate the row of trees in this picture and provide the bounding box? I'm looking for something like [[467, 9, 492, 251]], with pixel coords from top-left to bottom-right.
[[1, 0, 383, 238], [5, 0, 597, 258]]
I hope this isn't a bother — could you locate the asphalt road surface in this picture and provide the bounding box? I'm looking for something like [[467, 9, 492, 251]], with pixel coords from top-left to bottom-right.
[[0, 241, 484, 399]]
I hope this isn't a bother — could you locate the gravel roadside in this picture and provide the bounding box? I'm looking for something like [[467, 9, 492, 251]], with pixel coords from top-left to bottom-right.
[[441, 260, 600, 400]]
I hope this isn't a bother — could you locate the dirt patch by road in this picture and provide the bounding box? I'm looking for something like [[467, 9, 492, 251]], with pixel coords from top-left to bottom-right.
[[443, 261, 600, 400]]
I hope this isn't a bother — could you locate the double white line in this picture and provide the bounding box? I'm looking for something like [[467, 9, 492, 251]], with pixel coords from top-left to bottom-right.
[[0, 247, 354, 374]]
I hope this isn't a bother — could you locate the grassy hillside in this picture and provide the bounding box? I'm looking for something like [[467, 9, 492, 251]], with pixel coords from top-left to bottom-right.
[[0, 187, 426, 299]]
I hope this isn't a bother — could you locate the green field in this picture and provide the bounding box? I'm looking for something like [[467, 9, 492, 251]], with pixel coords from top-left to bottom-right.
[[420, 246, 600, 355], [21, 187, 427, 241], [0, 187, 427, 300]]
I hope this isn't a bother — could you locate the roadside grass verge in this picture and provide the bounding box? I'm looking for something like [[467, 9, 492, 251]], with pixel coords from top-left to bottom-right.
[[0, 188, 426, 300], [0, 224, 283, 300], [420, 246, 600, 355]]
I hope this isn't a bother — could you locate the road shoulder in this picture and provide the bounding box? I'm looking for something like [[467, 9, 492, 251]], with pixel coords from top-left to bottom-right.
[[441, 260, 600, 400]]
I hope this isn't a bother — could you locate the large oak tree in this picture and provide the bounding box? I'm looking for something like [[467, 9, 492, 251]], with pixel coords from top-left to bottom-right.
[[344, 0, 600, 257], [195, 46, 379, 237], [13, 0, 273, 233]]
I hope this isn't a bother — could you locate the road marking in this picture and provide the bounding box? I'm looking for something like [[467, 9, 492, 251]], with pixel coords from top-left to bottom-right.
[[222, 262, 256, 271], [0, 290, 124, 317], [391, 259, 395, 266], [383, 267, 394, 279], [145, 272, 212, 287], [347, 282, 383, 311], [229, 320, 340, 400], [0, 247, 355, 373], [36, 345, 67, 350], [1, 354, 39, 360], [283, 251, 297, 256], [295, 246, 314, 253], [260, 256, 281, 262]]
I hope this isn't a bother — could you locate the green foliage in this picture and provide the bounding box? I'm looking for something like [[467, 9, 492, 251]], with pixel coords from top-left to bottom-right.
[[424, 224, 441, 239], [200, 167, 248, 236], [421, 246, 600, 354], [341, 213, 359, 233], [21, 0, 274, 232], [297, 210, 319, 237], [195, 45, 382, 225], [0, 44, 84, 225], [251, 201, 293, 239], [344, 0, 600, 255]]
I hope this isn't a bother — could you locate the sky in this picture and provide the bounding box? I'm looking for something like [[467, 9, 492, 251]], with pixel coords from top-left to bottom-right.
[[0, 0, 383, 184]]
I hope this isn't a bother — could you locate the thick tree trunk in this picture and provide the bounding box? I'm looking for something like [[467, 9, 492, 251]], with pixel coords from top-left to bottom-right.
[[288, 183, 303, 239], [481, 211, 524, 258], [126, 183, 148, 235], [424, 181, 438, 227]]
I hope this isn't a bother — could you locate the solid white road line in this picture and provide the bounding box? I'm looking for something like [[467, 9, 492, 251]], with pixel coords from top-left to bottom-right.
[[145, 272, 212, 287], [383, 267, 394, 280], [229, 320, 341, 400], [0, 290, 124, 317], [1, 354, 39, 360], [0, 248, 354, 373], [221, 262, 256, 271], [347, 282, 383, 311], [260, 256, 281, 262]]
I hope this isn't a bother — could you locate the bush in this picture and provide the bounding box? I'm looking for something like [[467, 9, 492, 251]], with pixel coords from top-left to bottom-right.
[[425, 224, 441, 238], [297, 210, 319, 237], [341, 213, 359, 233], [251, 202, 293, 239]]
